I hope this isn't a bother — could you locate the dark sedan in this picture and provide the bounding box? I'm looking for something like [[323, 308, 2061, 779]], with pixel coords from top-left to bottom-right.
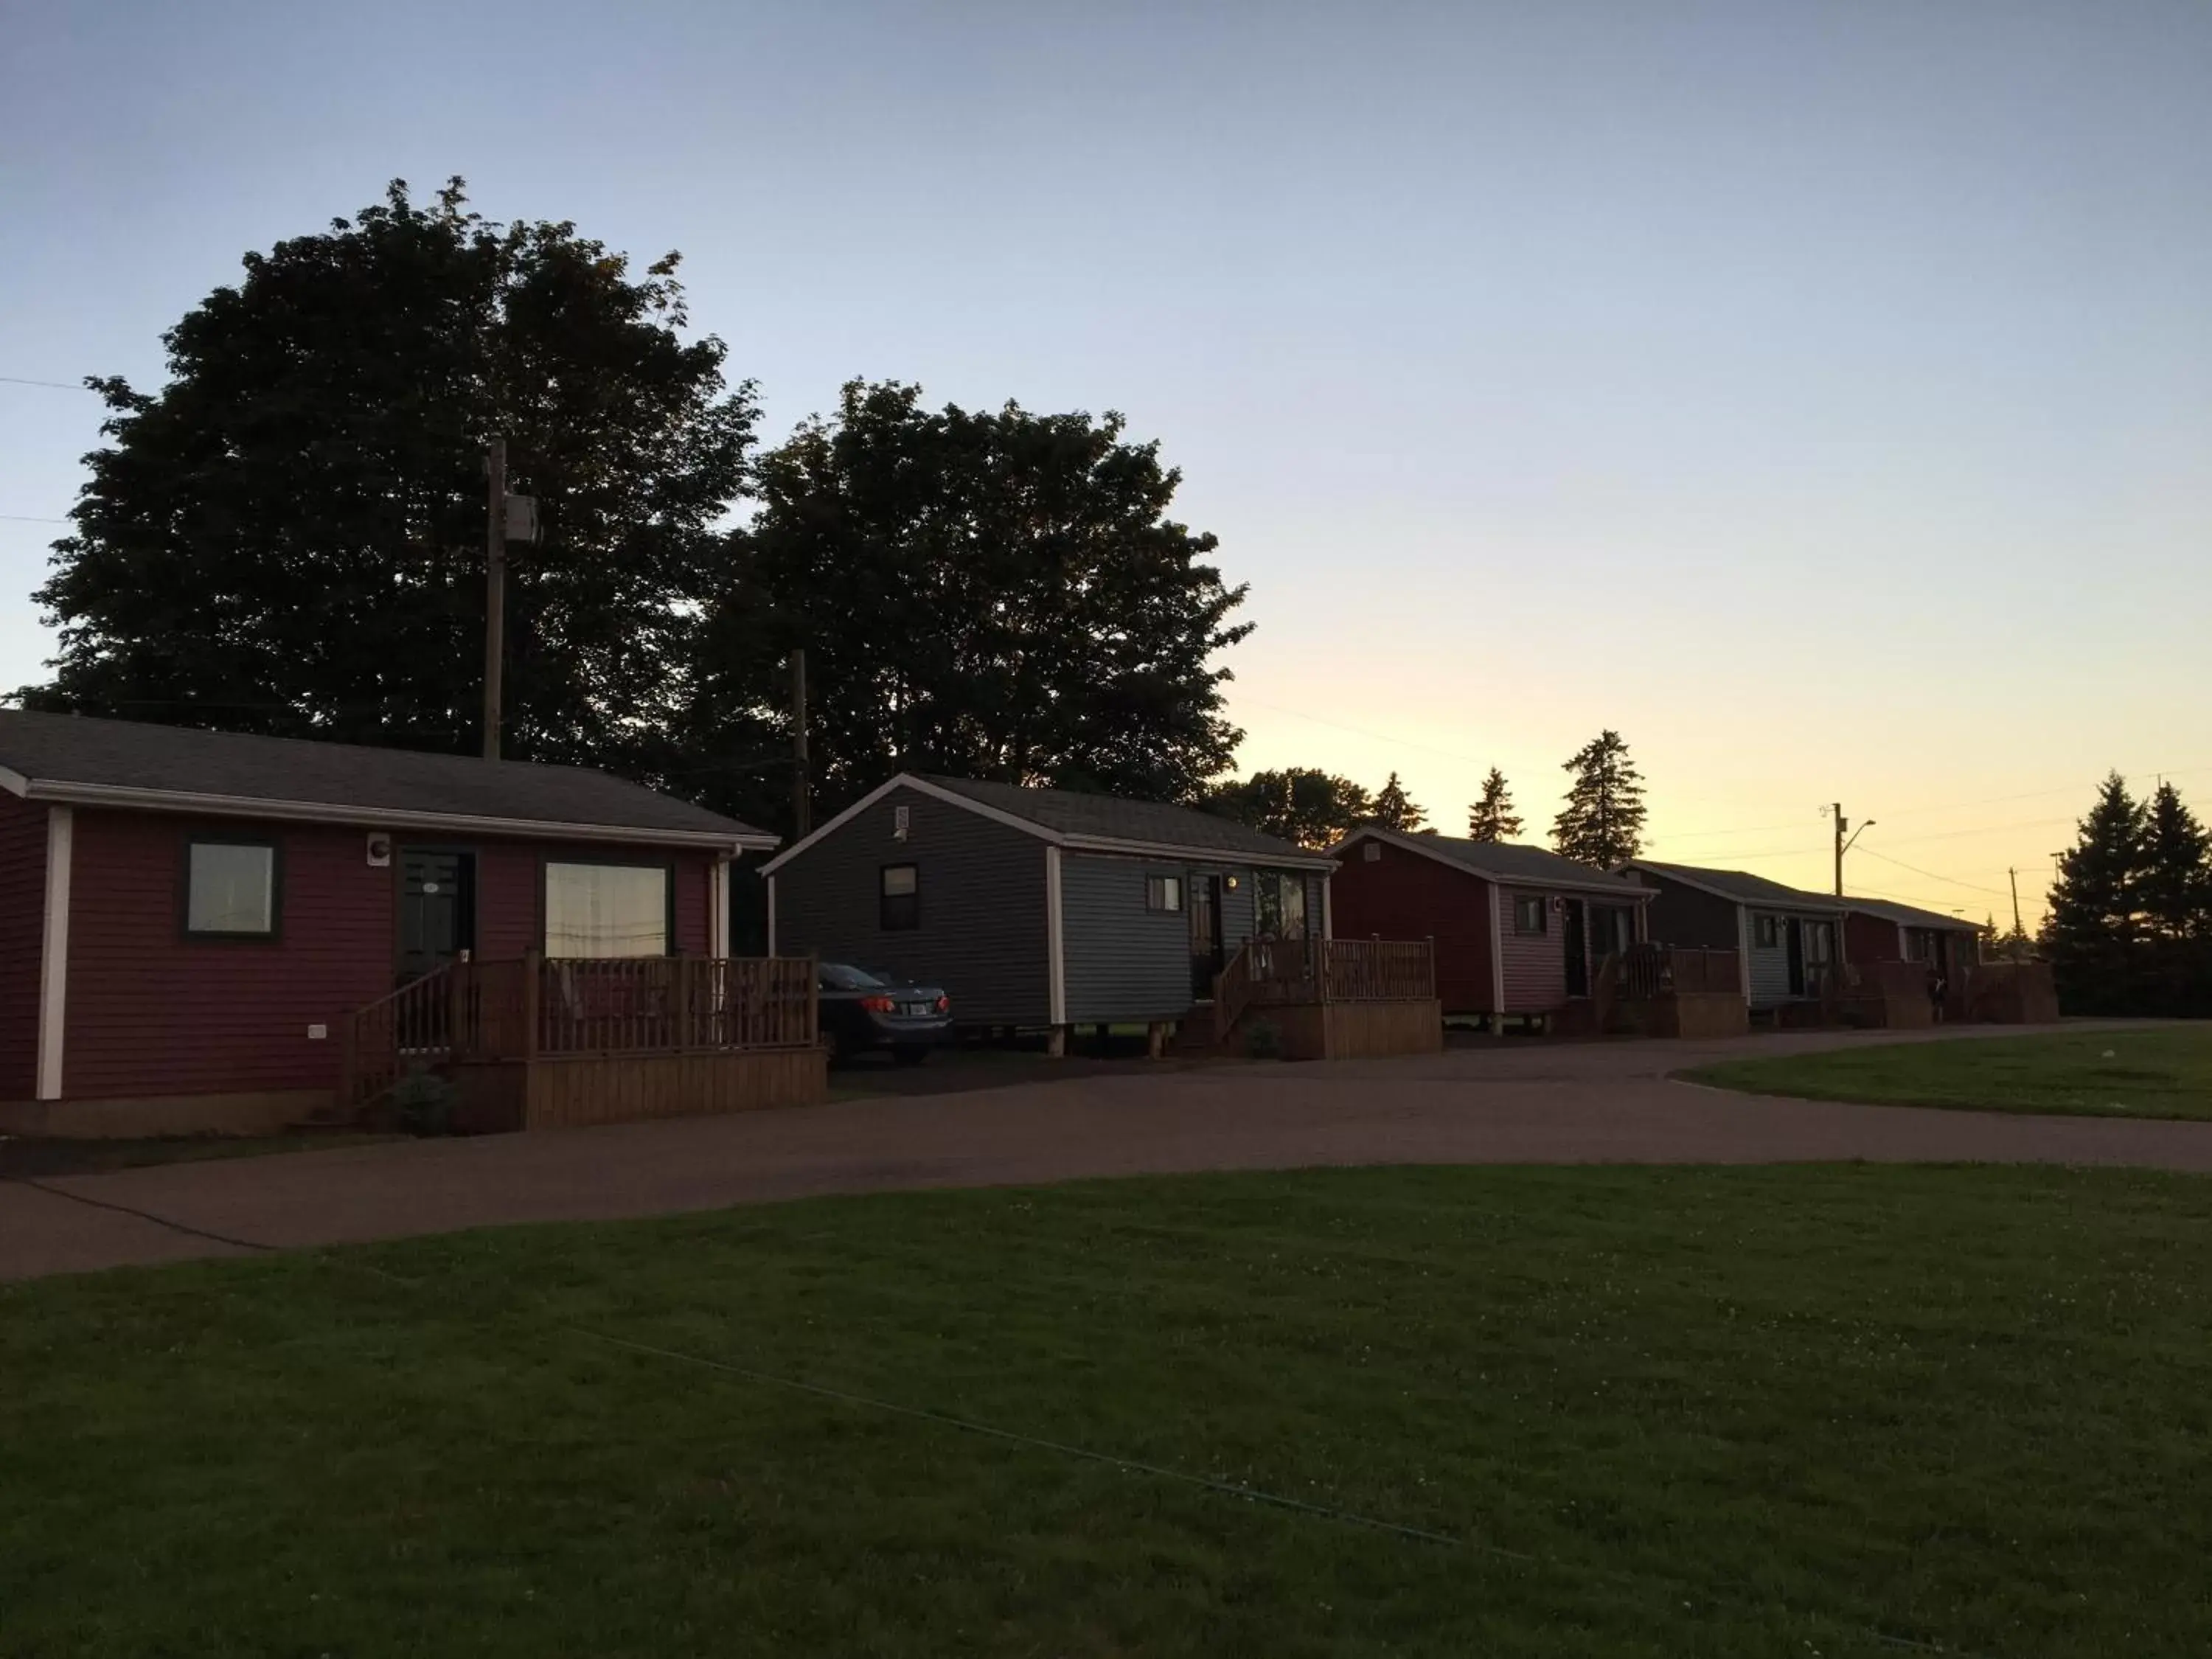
[[817, 962, 952, 1063]]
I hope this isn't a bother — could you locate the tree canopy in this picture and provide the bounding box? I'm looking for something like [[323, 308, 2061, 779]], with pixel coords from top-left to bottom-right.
[[2045, 773, 2212, 1015], [689, 380, 1251, 827], [24, 178, 756, 778], [1205, 767, 1371, 849], [1466, 768, 1522, 842], [1551, 731, 1646, 866]]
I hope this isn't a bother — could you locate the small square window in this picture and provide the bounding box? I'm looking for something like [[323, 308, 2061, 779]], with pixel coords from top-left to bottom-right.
[[1147, 874, 1183, 913], [185, 840, 278, 937], [1755, 915, 1778, 949], [1363, 841, 1382, 863], [880, 863, 919, 931], [1514, 895, 1547, 936]]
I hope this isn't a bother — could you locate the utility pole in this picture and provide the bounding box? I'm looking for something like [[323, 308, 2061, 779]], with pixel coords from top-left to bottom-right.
[[1830, 802, 1874, 897], [789, 647, 810, 836], [481, 436, 507, 761], [2008, 868, 2023, 936]]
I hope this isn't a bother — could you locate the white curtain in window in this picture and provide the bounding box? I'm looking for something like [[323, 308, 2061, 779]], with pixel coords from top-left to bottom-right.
[[189, 844, 274, 933], [544, 862, 668, 958]]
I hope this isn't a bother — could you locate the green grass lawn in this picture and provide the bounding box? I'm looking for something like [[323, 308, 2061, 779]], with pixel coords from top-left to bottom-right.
[[1686, 1026, 2212, 1119], [6, 1166, 2211, 1656]]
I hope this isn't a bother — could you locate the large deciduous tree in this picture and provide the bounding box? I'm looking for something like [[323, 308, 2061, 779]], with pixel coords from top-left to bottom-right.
[[1205, 768, 1372, 850], [24, 178, 756, 776], [1466, 767, 1522, 843], [1551, 730, 1647, 866], [692, 380, 1250, 827]]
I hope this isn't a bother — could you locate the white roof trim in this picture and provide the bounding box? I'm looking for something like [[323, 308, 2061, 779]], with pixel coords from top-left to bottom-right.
[[1618, 861, 1845, 915], [0, 763, 29, 798], [18, 779, 776, 853], [762, 771, 1332, 873], [1339, 825, 1655, 899]]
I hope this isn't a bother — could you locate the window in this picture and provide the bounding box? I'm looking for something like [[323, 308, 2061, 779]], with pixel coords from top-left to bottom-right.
[[1514, 895, 1547, 936], [880, 863, 919, 931], [820, 962, 888, 990], [544, 860, 669, 958], [185, 840, 278, 937], [1254, 870, 1307, 939], [1147, 874, 1183, 913], [1363, 841, 1381, 863], [1754, 914, 1778, 949]]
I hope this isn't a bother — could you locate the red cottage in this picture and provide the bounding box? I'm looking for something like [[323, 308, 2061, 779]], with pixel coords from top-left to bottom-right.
[[0, 711, 780, 1137], [1328, 827, 1654, 1029]]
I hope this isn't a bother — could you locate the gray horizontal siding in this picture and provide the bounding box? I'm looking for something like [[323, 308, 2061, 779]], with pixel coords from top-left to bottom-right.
[[1059, 856, 1318, 1024], [772, 784, 1049, 1025], [1060, 854, 1194, 1023]]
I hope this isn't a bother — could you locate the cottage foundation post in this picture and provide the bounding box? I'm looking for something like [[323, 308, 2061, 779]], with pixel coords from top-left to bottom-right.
[[1147, 1021, 1167, 1060], [1047, 1024, 1068, 1059]]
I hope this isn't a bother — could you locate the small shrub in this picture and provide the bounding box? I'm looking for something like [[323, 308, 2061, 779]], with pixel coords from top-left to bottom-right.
[[390, 1065, 455, 1136], [1244, 1018, 1284, 1060]]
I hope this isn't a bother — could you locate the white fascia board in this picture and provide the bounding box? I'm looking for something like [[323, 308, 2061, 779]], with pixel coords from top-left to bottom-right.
[[759, 773, 1062, 874], [1057, 833, 1335, 872], [22, 779, 767, 854], [0, 764, 29, 797]]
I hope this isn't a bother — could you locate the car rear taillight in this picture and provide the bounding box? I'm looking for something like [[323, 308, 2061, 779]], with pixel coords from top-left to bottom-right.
[[935, 995, 950, 1013], [859, 995, 895, 1013]]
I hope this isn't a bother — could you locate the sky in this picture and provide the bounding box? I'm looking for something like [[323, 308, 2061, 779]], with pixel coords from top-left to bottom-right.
[[3, 0, 2208, 923]]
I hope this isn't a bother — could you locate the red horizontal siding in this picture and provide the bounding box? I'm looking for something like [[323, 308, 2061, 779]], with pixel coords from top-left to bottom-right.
[[1496, 886, 1567, 1013], [1328, 839, 1494, 1013], [0, 794, 49, 1100], [63, 813, 393, 1100], [58, 815, 729, 1103], [1846, 913, 1903, 964]]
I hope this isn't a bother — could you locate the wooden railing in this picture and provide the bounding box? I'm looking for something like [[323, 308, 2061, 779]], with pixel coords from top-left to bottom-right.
[[341, 953, 818, 1110], [1619, 944, 1742, 1000], [1322, 939, 1436, 1001], [1213, 936, 1436, 1043]]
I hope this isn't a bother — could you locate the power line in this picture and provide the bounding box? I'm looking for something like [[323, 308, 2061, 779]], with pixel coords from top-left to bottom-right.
[[0, 514, 67, 524], [1854, 847, 2011, 897], [0, 375, 88, 390]]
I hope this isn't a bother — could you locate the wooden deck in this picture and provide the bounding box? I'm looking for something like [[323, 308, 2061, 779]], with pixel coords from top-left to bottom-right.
[[343, 953, 828, 1131], [1211, 938, 1442, 1060]]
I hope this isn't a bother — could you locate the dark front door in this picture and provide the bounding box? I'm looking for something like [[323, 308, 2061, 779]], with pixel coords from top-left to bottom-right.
[[398, 849, 476, 982], [1786, 917, 1806, 997], [1189, 874, 1224, 1001], [1564, 900, 1588, 997]]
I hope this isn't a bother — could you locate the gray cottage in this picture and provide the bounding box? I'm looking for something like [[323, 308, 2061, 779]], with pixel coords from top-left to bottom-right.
[[1615, 860, 1848, 1011], [760, 774, 1336, 1037]]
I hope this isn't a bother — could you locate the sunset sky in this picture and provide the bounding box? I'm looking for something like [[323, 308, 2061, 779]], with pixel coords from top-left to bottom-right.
[[4, 1, 2206, 922]]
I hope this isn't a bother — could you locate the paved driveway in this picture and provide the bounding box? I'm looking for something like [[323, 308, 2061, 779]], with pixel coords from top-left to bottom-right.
[[7, 1023, 2206, 1282]]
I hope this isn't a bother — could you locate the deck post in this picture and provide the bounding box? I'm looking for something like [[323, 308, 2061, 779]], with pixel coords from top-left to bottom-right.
[[675, 954, 695, 1050], [521, 950, 541, 1061], [448, 954, 471, 1060]]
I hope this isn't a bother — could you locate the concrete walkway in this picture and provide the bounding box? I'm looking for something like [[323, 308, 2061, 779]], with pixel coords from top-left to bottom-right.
[[6, 1023, 2206, 1282]]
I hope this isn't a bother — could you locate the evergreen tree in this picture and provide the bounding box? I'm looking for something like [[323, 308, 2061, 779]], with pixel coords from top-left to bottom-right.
[[1371, 771, 1427, 832], [1205, 767, 1372, 849], [2045, 772, 2148, 1015], [1551, 730, 1647, 866], [1466, 767, 1523, 842], [2138, 780, 2212, 1015]]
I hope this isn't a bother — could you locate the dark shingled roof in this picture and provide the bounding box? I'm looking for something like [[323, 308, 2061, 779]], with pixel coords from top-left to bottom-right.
[[0, 709, 771, 844], [922, 776, 1326, 864], [1845, 895, 1979, 932], [1624, 860, 1846, 912], [1347, 827, 1653, 894]]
